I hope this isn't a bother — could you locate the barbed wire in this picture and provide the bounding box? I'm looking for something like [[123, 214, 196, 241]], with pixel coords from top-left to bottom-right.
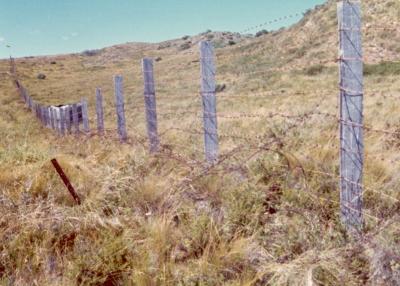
[[239, 12, 306, 34]]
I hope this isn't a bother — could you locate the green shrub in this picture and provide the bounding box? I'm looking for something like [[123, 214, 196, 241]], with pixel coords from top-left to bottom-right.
[[255, 30, 269, 37], [304, 64, 327, 76], [364, 62, 400, 76]]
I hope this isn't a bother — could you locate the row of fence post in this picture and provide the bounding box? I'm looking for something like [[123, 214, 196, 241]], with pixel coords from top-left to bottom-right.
[[10, 41, 219, 162], [11, 76, 88, 136], [10, 0, 362, 234], [98, 42, 219, 159]]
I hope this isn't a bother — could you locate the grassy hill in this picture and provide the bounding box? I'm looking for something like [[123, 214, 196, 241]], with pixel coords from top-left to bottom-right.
[[0, 0, 400, 285]]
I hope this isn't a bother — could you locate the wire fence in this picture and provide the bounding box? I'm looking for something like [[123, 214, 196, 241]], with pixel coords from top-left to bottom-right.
[[7, 0, 400, 237]]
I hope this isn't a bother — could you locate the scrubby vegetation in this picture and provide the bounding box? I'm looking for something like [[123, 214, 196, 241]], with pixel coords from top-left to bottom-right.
[[0, 0, 400, 285], [364, 62, 400, 76]]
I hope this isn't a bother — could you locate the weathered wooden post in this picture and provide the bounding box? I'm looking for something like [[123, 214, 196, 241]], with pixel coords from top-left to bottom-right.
[[60, 108, 66, 136], [40, 106, 45, 125], [46, 107, 50, 127], [65, 106, 72, 134], [36, 104, 41, 121], [37, 105, 41, 120], [81, 98, 90, 133], [53, 109, 59, 132], [46, 107, 51, 127], [43, 106, 49, 127], [40, 106, 46, 125], [72, 103, 79, 134], [34, 103, 38, 118], [9, 57, 16, 75], [21, 87, 28, 106], [27, 95, 32, 110], [142, 58, 160, 153], [338, 0, 364, 232], [114, 75, 127, 141], [30, 99, 35, 113], [96, 88, 104, 135], [50, 108, 56, 130], [200, 41, 219, 163], [44, 107, 49, 126]]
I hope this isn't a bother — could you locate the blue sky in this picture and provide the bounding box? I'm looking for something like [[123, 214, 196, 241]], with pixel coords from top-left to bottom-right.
[[0, 0, 326, 59]]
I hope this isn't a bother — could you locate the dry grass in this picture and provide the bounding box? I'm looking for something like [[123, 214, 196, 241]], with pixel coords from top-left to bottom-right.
[[0, 0, 400, 285]]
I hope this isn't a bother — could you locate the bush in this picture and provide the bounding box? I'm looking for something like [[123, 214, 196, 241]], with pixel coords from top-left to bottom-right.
[[37, 73, 46, 80], [304, 64, 327, 76], [364, 62, 400, 76], [215, 84, 226, 93], [255, 29, 269, 37], [228, 40, 236, 46], [81, 49, 101, 57], [179, 42, 191, 51], [157, 42, 171, 50], [181, 35, 190, 40]]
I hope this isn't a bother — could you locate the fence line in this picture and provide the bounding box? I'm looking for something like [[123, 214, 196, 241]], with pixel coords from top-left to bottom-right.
[[7, 0, 399, 236]]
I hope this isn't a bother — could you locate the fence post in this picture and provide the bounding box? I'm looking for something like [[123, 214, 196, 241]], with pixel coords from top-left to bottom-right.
[[40, 106, 45, 125], [34, 104, 37, 118], [43, 106, 48, 127], [9, 57, 16, 75], [45, 107, 50, 128], [200, 41, 219, 163], [46, 107, 51, 128], [114, 75, 127, 142], [96, 88, 104, 135], [43, 106, 48, 126], [50, 108, 55, 130], [60, 108, 66, 136], [53, 109, 59, 132], [38, 105, 42, 121], [72, 103, 80, 134], [142, 58, 160, 153], [28, 95, 32, 110], [338, 1, 364, 233], [37, 105, 41, 122], [21, 87, 28, 105], [81, 98, 90, 133], [39, 106, 44, 125], [30, 100, 35, 113], [65, 106, 72, 134], [36, 104, 40, 120]]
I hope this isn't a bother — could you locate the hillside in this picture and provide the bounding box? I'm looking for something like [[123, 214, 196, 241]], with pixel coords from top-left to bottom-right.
[[0, 0, 400, 285]]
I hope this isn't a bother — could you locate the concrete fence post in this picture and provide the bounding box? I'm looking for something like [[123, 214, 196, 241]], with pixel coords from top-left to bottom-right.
[[142, 58, 160, 153], [65, 106, 72, 134], [114, 75, 127, 142], [82, 98, 90, 133], [200, 41, 219, 163], [72, 103, 79, 134], [96, 88, 104, 135], [338, 0, 364, 233], [60, 108, 66, 136], [50, 108, 55, 130]]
